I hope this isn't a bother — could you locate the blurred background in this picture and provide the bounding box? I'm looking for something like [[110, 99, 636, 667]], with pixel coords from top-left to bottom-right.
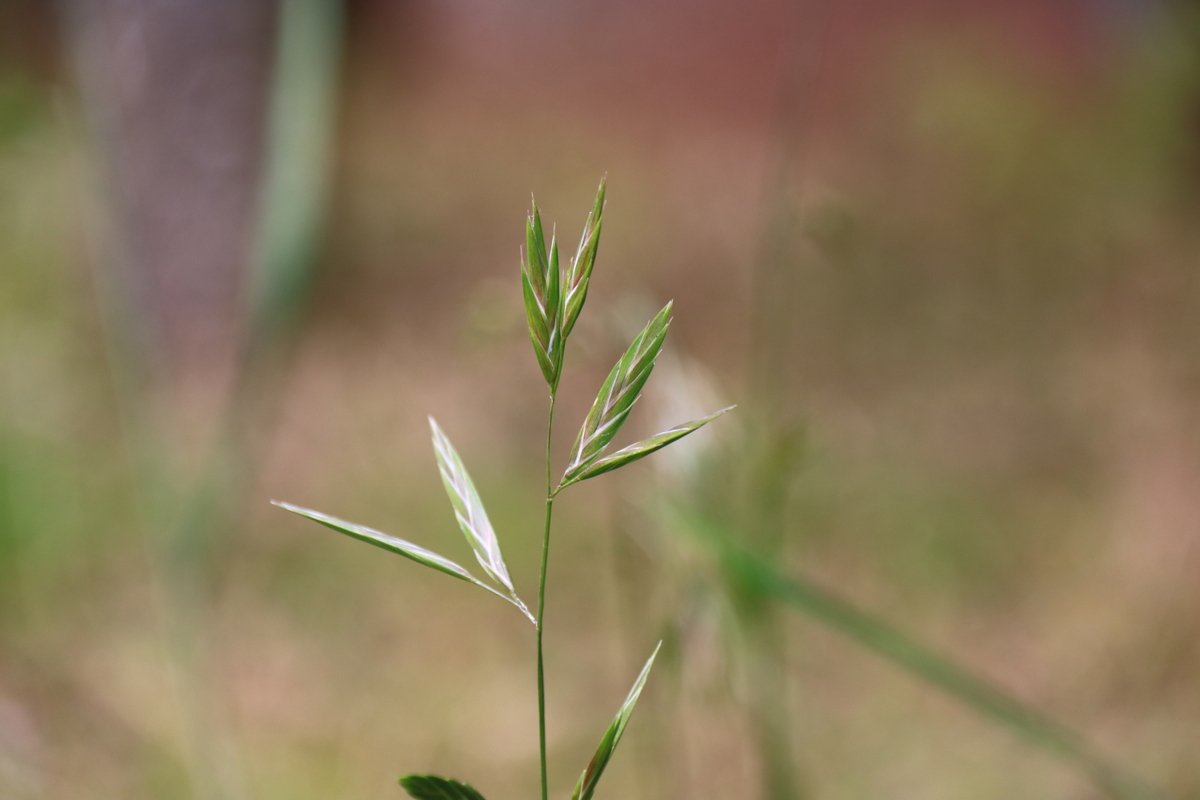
[[1, 1, 1198, 798]]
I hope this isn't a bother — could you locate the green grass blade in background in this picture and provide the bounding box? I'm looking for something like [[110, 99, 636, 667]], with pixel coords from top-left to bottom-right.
[[244, 0, 343, 358], [571, 641, 662, 800], [563, 405, 735, 487], [399, 775, 488, 800], [664, 502, 1169, 800]]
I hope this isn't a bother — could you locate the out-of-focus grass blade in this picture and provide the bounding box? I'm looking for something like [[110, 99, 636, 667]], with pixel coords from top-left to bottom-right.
[[521, 202, 561, 387], [563, 177, 606, 337], [272, 501, 534, 624], [399, 774, 487, 800], [662, 501, 1168, 800], [562, 303, 673, 486], [562, 406, 735, 488], [429, 417, 516, 594], [243, 0, 342, 371], [571, 641, 662, 800]]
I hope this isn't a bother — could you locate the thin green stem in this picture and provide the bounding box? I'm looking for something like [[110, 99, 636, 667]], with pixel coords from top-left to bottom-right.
[[536, 392, 557, 800]]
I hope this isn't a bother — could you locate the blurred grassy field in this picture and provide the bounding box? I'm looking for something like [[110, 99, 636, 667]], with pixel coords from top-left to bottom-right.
[[1, 2, 1198, 799]]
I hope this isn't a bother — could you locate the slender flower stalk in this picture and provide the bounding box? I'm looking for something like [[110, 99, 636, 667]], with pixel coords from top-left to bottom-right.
[[536, 392, 556, 800], [272, 179, 732, 800]]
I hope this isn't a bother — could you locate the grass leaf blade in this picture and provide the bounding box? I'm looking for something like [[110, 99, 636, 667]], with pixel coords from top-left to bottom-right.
[[563, 302, 673, 485], [429, 417, 515, 593], [399, 774, 488, 800], [566, 405, 734, 486], [663, 501, 1168, 800], [571, 641, 662, 800]]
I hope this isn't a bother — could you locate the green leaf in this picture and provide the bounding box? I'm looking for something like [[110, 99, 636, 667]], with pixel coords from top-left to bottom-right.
[[429, 418, 516, 593], [399, 774, 487, 800], [272, 500, 534, 624], [562, 302, 673, 486], [562, 177, 606, 337], [521, 202, 562, 387], [563, 405, 734, 487], [571, 641, 662, 800]]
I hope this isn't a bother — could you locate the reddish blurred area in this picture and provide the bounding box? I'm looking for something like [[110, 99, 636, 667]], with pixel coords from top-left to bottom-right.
[[4, 0, 1186, 362]]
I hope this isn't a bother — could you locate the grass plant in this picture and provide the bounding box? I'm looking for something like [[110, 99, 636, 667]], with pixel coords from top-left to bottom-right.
[[659, 488, 1168, 800], [275, 179, 732, 799]]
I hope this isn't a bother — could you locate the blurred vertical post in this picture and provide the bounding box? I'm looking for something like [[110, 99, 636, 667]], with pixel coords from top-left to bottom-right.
[[62, 0, 342, 796]]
